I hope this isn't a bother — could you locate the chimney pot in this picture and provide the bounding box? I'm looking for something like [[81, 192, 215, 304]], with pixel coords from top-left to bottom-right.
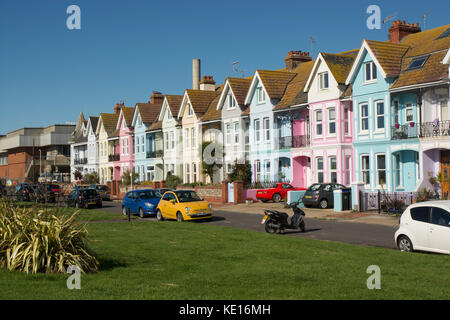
[[389, 20, 421, 44], [284, 49, 312, 71]]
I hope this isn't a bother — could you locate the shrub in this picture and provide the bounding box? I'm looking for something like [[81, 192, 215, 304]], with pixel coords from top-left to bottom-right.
[[140, 181, 153, 186], [416, 188, 438, 202], [166, 172, 182, 189], [228, 160, 252, 187], [0, 201, 99, 274], [121, 170, 139, 186], [82, 171, 99, 185]]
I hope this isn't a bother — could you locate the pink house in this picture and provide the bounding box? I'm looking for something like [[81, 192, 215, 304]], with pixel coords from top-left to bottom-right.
[[292, 51, 356, 188], [114, 105, 135, 181]]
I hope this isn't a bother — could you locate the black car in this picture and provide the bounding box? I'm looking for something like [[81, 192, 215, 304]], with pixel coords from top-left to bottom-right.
[[89, 184, 111, 201], [0, 180, 6, 198], [302, 183, 346, 209], [66, 188, 102, 209]]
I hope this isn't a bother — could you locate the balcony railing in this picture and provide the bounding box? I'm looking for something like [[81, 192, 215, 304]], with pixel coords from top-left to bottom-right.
[[292, 135, 310, 148], [108, 154, 120, 162], [74, 158, 87, 165], [278, 136, 292, 149], [391, 121, 450, 140], [146, 150, 164, 159]]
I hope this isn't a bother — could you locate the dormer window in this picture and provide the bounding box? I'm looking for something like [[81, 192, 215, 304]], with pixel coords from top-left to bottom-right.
[[122, 120, 126, 129], [319, 72, 329, 90], [257, 87, 265, 104], [167, 110, 172, 120], [228, 94, 236, 109], [137, 116, 142, 128], [188, 104, 194, 116], [364, 62, 377, 82]]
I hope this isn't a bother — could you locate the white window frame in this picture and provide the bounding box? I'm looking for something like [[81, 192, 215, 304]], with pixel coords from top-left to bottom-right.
[[364, 61, 377, 83], [226, 122, 231, 145], [257, 87, 265, 104], [315, 110, 323, 136], [255, 160, 261, 182], [344, 155, 351, 186], [188, 103, 194, 116], [344, 106, 350, 135], [319, 72, 329, 90], [405, 104, 413, 123], [234, 121, 239, 145], [361, 154, 370, 188], [263, 117, 270, 141], [360, 103, 369, 133], [376, 153, 386, 188], [375, 100, 385, 130], [329, 156, 337, 183], [316, 157, 324, 183], [327, 107, 336, 136], [170, 131, 175, 150], [264, 160, 271, 182], [254, 119, 261, 143], [394, 153, 402, 189], [228, 94, 236, 110]]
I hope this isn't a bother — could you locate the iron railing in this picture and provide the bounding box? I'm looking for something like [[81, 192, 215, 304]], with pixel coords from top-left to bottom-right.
[[292, 135, 310, 148], [391, 121, 450, 140], [74, 158, 87, 165], [108, 154, 120, 162], [146, 150, 164, 159]]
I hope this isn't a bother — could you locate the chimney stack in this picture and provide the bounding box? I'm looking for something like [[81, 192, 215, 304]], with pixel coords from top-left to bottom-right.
[[199, 76, 216, 91], [150, 91, 164, 105], [389, 20, 421, 44], [192, 59, 201, 90], [284, 50, 312, 71], [114, 101, 124, 115]]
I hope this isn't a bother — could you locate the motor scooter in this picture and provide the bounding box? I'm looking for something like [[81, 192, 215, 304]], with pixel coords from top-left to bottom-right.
[[261, 201, 306, 234]]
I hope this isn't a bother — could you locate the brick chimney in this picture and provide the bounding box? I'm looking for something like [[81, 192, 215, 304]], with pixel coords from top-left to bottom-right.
[[389, 20, 421, 44], [150, 91, 164, 105], [199, 76, 216, 91], [285, 51, 312, 71], [114, 101, 124, 115]]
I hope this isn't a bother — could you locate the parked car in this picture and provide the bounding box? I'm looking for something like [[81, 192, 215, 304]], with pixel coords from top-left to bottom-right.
[[395, 201, 450, 254], [155, 188, 172, 197], [15, 183, 34, 201], [66, 188, 102, 209], [0, 180, 6, 197], [156, 190, 212, 222], [122, 189, 162, 218], [38, 183, 62, 203], [302, 183, 347, 209], [89, 184, 111, 201], [256, 183, 305, 203]]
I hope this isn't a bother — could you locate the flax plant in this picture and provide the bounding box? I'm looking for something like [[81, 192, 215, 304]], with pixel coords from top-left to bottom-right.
[[0, 200, 99, 274]]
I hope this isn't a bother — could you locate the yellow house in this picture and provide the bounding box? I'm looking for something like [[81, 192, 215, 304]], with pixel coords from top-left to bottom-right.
[[178, 76, 220, 184]]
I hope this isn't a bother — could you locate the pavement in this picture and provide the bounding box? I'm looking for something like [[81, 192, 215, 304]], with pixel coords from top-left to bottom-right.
[[103, 201, 399, 249]]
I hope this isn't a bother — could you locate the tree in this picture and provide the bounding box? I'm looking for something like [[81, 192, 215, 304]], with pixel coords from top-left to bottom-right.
[[121, 169, 139, 186], [228, 160, 252, 187], [201, 140, 224, 184], [82, 171, 99, 185], [166, 172, 182, 189], [74, 170, 83, 181]]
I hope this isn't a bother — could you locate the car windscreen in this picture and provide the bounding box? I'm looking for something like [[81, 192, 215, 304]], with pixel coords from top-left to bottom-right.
[[138, 190, 160, 199], [80, 189, 97, 197], [307, 184, 321, 191], [270, 184, 278, 189], [175, 191, 203, 202]]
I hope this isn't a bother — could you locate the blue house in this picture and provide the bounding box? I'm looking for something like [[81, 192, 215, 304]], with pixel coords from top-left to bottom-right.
[[132, 92, 164, 182], [346, 39, 420, 192]]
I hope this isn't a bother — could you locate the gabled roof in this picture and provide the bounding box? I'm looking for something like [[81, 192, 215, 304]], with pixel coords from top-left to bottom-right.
[[178, 89, 218, 118], [346, 40, 409, 84], [146, 121, 163, 132], [390, 24, 450, 89], [217, 77, 252, 111], [164, 95, 183, 119], [135, 101, 163, 125], [275, 60, 315, 110], [98, 113, 119, 137], [117, 107, 135, 129], [244, 70, 296, 105], [201, 85, 224, 123], [87, 116, 99, 134]]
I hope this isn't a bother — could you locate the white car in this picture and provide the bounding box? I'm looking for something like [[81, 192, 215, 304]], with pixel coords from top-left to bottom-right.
[[395, 201, 450, 254]]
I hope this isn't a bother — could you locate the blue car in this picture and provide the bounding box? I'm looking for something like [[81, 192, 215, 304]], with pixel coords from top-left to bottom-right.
[[122, 189, 162, 218]]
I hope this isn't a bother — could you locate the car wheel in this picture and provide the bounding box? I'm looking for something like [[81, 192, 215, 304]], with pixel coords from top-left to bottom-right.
[[397, 235, 414, 252], [98, 202, 103, 208], [122, 206, 127, 216], [272, 193, 282, 203], [319, 199, 328, 209], [156, 210, 164, 221], [139, 208, 145, 218], [176, 212, 184, 222]]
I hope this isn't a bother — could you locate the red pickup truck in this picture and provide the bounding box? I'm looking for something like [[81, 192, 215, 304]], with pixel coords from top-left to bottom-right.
[[256, 183, 306, 203]]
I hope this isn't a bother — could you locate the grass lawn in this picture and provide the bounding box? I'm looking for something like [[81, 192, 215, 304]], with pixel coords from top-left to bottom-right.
[[0, 219, 449, 299], [13, 201, 135, 222]]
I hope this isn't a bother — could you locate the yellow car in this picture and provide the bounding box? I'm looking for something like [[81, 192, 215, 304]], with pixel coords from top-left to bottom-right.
[[156, 190, 212, 222]]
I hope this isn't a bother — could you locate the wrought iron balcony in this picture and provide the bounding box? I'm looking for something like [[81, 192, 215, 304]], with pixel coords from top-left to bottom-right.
[[108, 154, 120, 162], [391, 124, 419, 139], [146, 150, 164, 159], [419, 121, 450, 138], [278, 136, 292, 149], [74, 158, 87, 165]]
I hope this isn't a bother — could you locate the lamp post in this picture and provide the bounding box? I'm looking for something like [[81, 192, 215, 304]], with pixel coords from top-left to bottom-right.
[[126, 132, 134, 190], [39, 149, 42, 182]]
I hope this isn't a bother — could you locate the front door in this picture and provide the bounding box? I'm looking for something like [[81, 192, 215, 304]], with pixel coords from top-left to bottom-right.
[[440, 151, 450, 198]]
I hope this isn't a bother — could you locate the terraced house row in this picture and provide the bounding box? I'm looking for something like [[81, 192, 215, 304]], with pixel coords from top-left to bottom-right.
[[69, 21, 450, 194]]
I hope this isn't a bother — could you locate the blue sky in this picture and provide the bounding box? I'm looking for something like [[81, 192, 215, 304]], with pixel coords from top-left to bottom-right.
[[0, 0, 448, 134]]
